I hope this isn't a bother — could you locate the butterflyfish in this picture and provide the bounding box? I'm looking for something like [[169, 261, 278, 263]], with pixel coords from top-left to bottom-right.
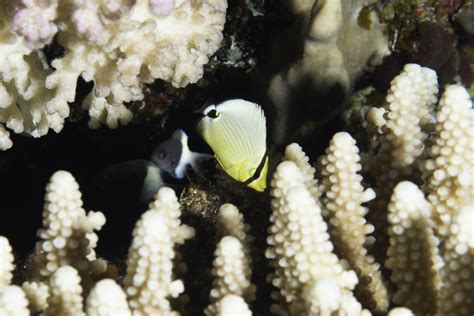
[[196, 99, 268, 192]]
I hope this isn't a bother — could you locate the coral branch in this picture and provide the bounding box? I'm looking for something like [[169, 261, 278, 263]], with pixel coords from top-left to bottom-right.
[[0, 236, 14, 290], [385, 181, 442, 314], [319, 132, 388, 312], [124, 187, 195, 315]]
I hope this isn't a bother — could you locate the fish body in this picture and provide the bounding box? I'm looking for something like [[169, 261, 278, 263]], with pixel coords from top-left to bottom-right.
[[196, 99, 268, 192], [94, 159, 166, 205], [151, 129, 212, 179]]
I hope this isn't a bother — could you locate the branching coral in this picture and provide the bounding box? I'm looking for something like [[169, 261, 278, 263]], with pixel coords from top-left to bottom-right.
[[437, 203, 474, 315], [365, 63, 439, 260], [27, 170, 107, 290], [86, 279, 131, 316], [0, 236, 14, 290], [0, 285, 30, 316], [43, 266, 85, 316], [0, 0, 227, 149], [205, 204, 255, 315], [318, 132, 388, 312], [124, 187, 195, 315], [21, 280, 49, 312], [213, 294, 252, 316], [1, 64, 472, 315], [0, 0, 63, 150], [216, 203, 254, 262], [205, 236, 255, 315], [264, 64, 472, 315], [385, 181, 442, 314], [0, 171, 195, 315], [267, 160, 369, 315], [422, 85, 474, 238]]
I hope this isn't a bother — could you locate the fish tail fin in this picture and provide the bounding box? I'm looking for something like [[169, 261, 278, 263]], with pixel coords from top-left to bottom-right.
[[190, 152, 214, 178]]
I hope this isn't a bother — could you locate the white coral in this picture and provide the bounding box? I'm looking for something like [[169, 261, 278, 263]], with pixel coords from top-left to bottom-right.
[[387, 307, 414, 316], [319, 132, 388, 312], [205, 236, 255, 315], [43, 266, 85, 316], [49, 0, 227, 129], [270, 0, 388, 93], [21, 281, 49, 313], [0, 19, 63, 149], [284, 143, 321, 200], [0, 236, 15, 290], [124, 187, 195, 316], [0, 285, 30, 316], [0, 0, 227, 149], [216, 203, 254, 263], [437, 203, 474, 315], [368, 63, 439, 197], [385, 181, 442, 314], [423, 84, 474, 237], [86, 279, 131, 316], [267, 159, 369, 315], [366, 63, 439, 262], [29, 170, 106, 288], [214, 295, 252, 316]]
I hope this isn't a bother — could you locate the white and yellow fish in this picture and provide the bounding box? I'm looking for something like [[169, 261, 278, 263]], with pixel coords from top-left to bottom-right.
[[196, 99, 268, 192]]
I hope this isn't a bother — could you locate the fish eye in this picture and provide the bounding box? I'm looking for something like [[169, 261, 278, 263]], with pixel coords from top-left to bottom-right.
[[159, 152, 167, 159], [207, 109, 219, 119]]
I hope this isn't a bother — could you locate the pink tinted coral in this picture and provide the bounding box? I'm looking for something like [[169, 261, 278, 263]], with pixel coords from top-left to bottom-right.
[[10, 4, 57, 47], [149, 0, 176, 16]]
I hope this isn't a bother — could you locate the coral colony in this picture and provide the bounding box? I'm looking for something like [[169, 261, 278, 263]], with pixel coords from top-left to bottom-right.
[[0, 0, 473, 315], [0, 0, 227, 149]]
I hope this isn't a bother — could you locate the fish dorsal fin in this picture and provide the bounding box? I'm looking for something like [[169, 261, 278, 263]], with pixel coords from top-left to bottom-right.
[[173, 129, 188, 145], [172, 129, 190, 179], [197, 99, 267, 182]]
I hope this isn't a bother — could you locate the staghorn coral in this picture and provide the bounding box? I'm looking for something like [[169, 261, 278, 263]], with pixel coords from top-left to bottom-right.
[[0, 0, 227, 149], [27, 170, 107, 290], [385, 181, 442, 314], [0, 172, 196, 315], [422, 85, 474, 238], [365, 64, 439, 258], [21, 281, 49, 312], [213, 294, 252, 316], [124, 187, 195, 316], [283, 142, 321, 201], [216, 203, 254, 262], [0, 63, 472, 313], [205, 236, 255, 315], [86, 279, 131, 316], [318, 132, 388, 313], [263, 65, 472, 315], [43, 266, 85, 316], [387, 307, 414, 316], [437, 203, 474, 315], [267, 159, 370, 315], [0, 285, 30, 316], [0, 236, 14, 290], [204, 204, 256, 315]]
